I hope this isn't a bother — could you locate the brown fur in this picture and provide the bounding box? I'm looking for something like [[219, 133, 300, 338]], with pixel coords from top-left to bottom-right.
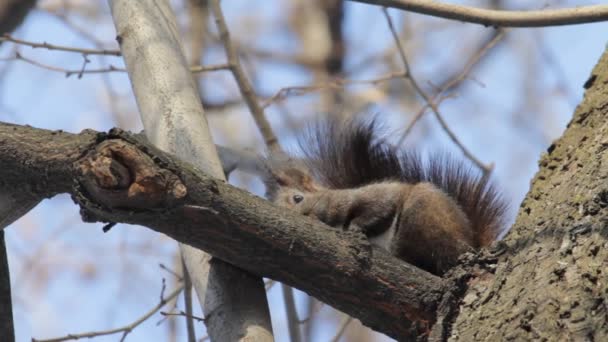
[[264, 117, 507, 275]]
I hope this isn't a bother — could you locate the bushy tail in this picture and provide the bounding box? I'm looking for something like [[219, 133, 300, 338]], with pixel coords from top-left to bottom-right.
[[298, 116, 508, 247]]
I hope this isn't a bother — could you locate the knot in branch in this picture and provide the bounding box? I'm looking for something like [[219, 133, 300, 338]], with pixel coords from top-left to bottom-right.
[[77, 139, 186, 210]]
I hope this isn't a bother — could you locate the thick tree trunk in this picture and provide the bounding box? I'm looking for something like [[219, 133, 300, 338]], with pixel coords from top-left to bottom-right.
[[444, 48, 608, 341], [107, 1, 273, 340]]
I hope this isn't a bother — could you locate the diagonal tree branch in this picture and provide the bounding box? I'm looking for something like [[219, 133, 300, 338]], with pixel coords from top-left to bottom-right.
[[209, 0, 279, 151], [0, 121, 445, 340], [348, 0, 608, 27], [382, 7, 491, 174]]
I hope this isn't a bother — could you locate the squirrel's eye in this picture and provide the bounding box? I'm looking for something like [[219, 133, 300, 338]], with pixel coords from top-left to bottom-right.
[[293, 194, 304, 203]]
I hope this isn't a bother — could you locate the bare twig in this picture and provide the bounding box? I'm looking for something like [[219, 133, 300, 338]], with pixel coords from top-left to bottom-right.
[[261, 71, 406, 109], [209, 0, 279, 151], [190, 64, 231, 74], [159, 263, 184, 281], [397, 29, 507, 146], [330, 315, 353, 342], [32, 285, 185, 342], [0, 52, 229, 77], [382, 8, 491, 173], [161, 310, 206, 323], [0, 34, 121, 56], [349, 0, 608, 27], [298, 299, 324, 324], [2, 52, 123, 77], [0, 0, 37, 40]]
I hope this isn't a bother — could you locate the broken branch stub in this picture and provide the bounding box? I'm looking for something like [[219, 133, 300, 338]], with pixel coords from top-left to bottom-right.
[[76, 136, 187, 211]]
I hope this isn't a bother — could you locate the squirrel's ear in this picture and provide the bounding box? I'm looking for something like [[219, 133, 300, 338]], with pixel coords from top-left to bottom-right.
[[301, 173, 320, 192], [273, 171, 292, 186], [272, 168, 319, 190]]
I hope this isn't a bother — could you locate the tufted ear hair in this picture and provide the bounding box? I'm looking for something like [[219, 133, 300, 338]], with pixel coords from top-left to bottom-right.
[[273, 168, 319, 192], [263, 156, 322, 201]]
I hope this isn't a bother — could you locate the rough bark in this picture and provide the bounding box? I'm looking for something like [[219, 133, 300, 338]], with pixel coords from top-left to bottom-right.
[[0, 126, 98, 228], [442, 49, 608, 341], [0, 121, 97, 268], [0, 2, 40, 339], [0, 122, 443, 340]]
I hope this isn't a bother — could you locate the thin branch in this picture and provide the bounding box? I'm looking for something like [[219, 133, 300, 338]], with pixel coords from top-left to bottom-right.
[[0, 52, 229, 77], [0, 34, 121, 56], [159, 263, 184, 281], [32, 285, 185, 342], [209, 0, 280, 151], [1, 52, 123, 77], [298, 299, 323, 324], [397, 29, 507, 146], [261, 71, 406, 109], [161, 310, 206, 322], [430, 28, 504, 95], [382, 8, 491, 173], [349, 0, 608, 27], [330, 315, 353, 342], [190, 64, 231, 74], [159, 312, 210, 341]]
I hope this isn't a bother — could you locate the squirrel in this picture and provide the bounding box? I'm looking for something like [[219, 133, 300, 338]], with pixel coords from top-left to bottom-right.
[[263, 117, 507, 275]]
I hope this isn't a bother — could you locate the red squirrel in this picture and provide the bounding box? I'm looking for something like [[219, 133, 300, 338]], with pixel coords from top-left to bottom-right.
[[263, 117, 507, 275]]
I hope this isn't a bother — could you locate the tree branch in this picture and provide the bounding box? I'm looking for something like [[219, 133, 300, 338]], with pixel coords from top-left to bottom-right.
[[209, 0, 279, 151], [33, 285, 185, 342], [382, 8, 492, 174], [348, 0, 608, 27], [107, 1, 273, 340], [0, 34, 121, 55], [0, 121, 445, 340]]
